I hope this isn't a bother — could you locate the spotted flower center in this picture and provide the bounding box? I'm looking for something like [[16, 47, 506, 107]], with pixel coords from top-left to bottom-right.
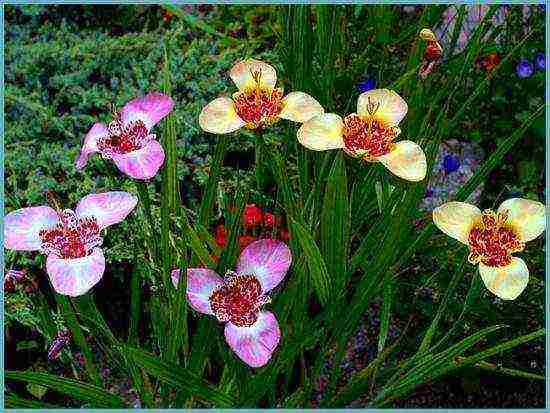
[[233, 87, 284, 129], [467, 210, 524, 267], [97, 115, 150, 157], [209, 274, 268, 327], [39, 210, 102, 259], [342, 114, 398, 159]]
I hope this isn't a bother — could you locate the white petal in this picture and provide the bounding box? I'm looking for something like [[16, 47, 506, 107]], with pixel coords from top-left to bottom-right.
[[432, 202, 481, 244], [297, 113, 344, 151], [479, 257, 529, 300], [377, 140, 427, 182], [497, 198, 546, 242]]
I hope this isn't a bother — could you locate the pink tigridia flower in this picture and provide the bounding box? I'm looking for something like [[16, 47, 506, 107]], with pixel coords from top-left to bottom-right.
[[4, 192, 137, 296], [172, 239, 292, 368], [76, 92, 174, 180]]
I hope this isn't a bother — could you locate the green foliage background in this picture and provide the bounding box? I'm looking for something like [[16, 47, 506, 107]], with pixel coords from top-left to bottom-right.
[[4, 4, 546, 408]]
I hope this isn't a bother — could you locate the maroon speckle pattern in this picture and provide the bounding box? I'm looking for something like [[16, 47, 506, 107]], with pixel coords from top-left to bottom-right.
[[342, 114, 397, 158], [39, 211, 101, 259], [209, 275, 263, 327], [97, 115, 149, 156], [467, 210, 524, 267], [233, 87, 283, 129]]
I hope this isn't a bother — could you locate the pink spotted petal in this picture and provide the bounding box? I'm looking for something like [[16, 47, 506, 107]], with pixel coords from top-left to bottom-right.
[[75, 191, 138, 229], [111, 139, 165, 180], [236, 239, 292, 293], [186, 268, 224, 315], [224, 311, 281, 368], [46, 248, 105, 297], [171, 269, 181, 288], [120, 92, 174, 132], [4, 206, 60, 251], [76, 122, 109, 170]]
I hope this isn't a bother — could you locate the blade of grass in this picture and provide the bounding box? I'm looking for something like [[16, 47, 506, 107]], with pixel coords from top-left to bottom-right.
[[55, 294, 101, 387], [6, 371, 124, 408], [320, 152, 349, 292], [288, 215, 332, 306], [122, 346, 235, 407], [198, 136, 227, 226]]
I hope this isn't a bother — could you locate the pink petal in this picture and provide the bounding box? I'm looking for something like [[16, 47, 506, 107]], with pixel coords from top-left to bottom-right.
[[111, 139, 165, 180], [120, 92, 174, 132], [171, 269, 181, 288], [75, 191, 138, 229], [224, 311, 280, 368], [4, 206, 60, 251], [75, 122, 109, 170], [46, 248, 105, 297], [186, 268, 224, 315], [235, 239, 292, 293]]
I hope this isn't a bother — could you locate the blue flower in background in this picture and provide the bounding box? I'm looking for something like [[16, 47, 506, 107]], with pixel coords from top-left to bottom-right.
[[535, 52, 545, 71], [357, 76, 376, 93], [443, 154, 460, 173], [516, 59, 534, 78]]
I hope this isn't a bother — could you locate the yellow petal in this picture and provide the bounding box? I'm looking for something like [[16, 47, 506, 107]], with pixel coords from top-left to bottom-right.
[[297, 113, 344, 151], [432, 201, 481, 244], [279, 92, 324, 123], [199, 97, 245, 134], [419, 28, 437, 42], [230, 59, 277, 91], [357, 89, 408, 126], [479, 257, 529, 300], [377, 140, 427, 182], [497, 198, 546, 242]]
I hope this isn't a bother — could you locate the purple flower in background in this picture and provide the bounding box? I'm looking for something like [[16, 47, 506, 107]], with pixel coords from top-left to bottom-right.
[[48, 329, 71, 361], [516, 59, 534, 78], [173, 239, 292, 368], [443, 154, 460, 173], [357, 76, 376, 93], [535, 52, 545, 71]]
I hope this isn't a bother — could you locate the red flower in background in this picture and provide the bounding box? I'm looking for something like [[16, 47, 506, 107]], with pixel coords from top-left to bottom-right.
[[481, 53, 501, 72], [243, 204, 263, 229], [279, 228, 291, 243], [213, 204, 290, 254], [215, 224, 227, 247], [263, 212, 281, 228]]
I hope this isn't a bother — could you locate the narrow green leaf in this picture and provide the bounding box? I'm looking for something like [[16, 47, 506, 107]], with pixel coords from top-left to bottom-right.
[[288, 216, 332, 306], [456, 357, 544, 381], [128, 255, 143, 346], [377, 279, 392, 353], [375, 324, 506, 405], [122, 346, 235, 407], [6, 371, 125, 408], [217, 187, 248, 273], [456, 328, 545, 369], [178, 207, 216, 268], [5, 393, 60, 409], [55, 295, 101, 387], [198, 136, 227, 226], [417, 256, 467, 353], [320, 152, 349, 291]]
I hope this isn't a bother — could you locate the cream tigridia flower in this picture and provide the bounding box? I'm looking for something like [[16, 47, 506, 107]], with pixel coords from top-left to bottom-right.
[[297, 88, 427, 182], [199, 59, 324, 133], [433, 198, 546, 300]]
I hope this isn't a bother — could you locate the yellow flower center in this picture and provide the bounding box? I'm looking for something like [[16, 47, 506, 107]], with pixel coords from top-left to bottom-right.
[[342, 114, 398, 159], [467, 210, 524, 267], [233, 87, 283, 129]]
